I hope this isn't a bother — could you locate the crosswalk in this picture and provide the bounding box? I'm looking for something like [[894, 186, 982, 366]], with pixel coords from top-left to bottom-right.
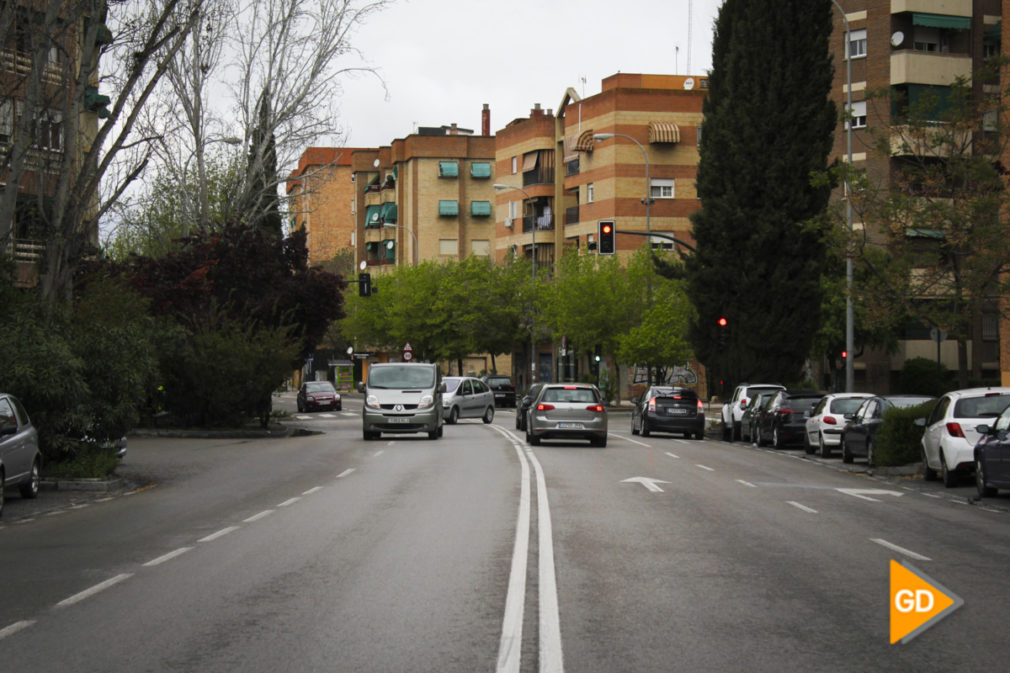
[[291, 412, 358, 420]]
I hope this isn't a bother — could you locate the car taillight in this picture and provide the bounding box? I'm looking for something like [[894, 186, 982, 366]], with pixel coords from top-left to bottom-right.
[[946, 422, 965, 438], [586, 404, 604, 413], [537, 403, 555, 411], [778, 408, 794, 417], [823, 416, 837, 425], [740, 398, 748, 408], [648, 397, 656, 412], [697, 399, 704, 411]]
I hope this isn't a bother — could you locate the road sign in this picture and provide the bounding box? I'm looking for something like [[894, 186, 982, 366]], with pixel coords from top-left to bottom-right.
[[403, 342, 413, 361]]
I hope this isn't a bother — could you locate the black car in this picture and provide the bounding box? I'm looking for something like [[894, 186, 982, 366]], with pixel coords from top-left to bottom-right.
[[297, 380, 342, 412], [841, 395, 935, 465], [755, 389, 823, 449], [631, 386, 705, 439], [515, 383, 545, 431], [974, 405, 1010, 498], [741, 391, 777, 444], [483, 375, 517, 408]]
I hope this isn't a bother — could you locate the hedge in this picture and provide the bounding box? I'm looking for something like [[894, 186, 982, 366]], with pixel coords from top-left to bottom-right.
[[874, 400, 937, 467]]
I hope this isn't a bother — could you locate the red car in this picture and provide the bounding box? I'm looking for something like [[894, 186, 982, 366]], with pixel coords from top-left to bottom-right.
[[297, 381, 342, 412]]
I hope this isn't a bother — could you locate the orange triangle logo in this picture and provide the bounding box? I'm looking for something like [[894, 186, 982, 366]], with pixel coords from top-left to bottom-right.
[[890, 560, 963, 644]]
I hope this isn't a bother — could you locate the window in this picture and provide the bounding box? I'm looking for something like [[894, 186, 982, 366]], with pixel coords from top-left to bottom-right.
[[0, 99, 12, 143], [350, 199, 355, 214], [438, 200, 459, 217], [439, 239, 457, 255], [587, 183, 594, 203], [438, 161, 459, 178], [511, 156, 518, 174], [913, 27, 940, 52], [471, 200, 492, 217], [650, 178, 675, 199], [848, 100, 867, 129], [470, 162, 491, 179], [471, 239, 490, 256], [847, 29, 867, 59]]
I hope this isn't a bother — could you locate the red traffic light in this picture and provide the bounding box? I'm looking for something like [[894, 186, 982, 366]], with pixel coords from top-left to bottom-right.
[[601, 223, 612, 234], [717, 317, 728, 327], [841, 350, 848, 359]]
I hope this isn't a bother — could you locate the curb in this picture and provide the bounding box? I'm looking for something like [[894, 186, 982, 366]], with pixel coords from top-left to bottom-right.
[[40, 477, 126, 492]]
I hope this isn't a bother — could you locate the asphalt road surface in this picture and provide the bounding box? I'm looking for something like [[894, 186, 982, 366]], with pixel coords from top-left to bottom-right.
[[2, 395, 1009, 672]]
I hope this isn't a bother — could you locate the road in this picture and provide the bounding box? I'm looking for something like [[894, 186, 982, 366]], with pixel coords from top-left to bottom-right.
[[2, 393, 1009, 672]]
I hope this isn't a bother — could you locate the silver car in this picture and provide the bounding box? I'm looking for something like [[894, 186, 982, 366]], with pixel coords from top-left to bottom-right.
[[525, 383, 608, 447], [1, 393, 42, 516], [442, 376, 495, 425]]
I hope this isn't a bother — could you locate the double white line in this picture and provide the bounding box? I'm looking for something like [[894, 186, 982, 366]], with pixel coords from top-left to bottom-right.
[[493, 427, 564, 673]]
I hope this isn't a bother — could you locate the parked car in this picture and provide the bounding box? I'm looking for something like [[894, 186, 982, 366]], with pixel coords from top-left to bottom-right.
[[482, 374, 517, 408], [973, 405, 1010, 498], [515, 383, 546, 431], [721, 383, 785, 441], [741, 391, 777, 445], [755, 390, 823, 449], [1, 393, 42, 517], [525, 383, 608, 447], [631, 386, 705, 439], [358, 362, 444, 440], [804, 393, 873, 457], [442, 376, 495, 425], [297, 380, 341, 412], [840, 395, 935, 465], [921, 387, 1010, 487]]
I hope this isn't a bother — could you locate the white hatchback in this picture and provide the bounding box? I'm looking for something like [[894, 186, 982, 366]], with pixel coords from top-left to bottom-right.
[[921, 387, 1010, 487], [804, 393, 873, 458]]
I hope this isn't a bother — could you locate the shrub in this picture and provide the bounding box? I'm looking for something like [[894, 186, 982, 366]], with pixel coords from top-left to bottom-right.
[[898, 357, 949, 398], [874, 400, 937, 467]]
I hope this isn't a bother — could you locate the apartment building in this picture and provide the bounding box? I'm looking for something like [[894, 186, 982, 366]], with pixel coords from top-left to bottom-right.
[[286, 147, 363, 266], [829, 0, 1006, 390]]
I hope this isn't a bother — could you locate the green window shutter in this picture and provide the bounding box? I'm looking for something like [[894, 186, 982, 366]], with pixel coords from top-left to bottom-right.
[[380, 202, 398, 224], [471, 200, 492, 217], [439, 200, 459, 217], [912, 13, 971, 30], [383, 239, 396, 261], [470, 162, 491, 179], [365, 205, 381, 228], [438, 161, 459, 178]]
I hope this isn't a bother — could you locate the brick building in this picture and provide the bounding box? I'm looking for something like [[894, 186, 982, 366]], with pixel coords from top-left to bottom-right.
[[286, 147, 363, 266]]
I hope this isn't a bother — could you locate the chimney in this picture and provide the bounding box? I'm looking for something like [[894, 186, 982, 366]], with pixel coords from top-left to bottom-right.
[[482, 103, 490, 136], [532, 103, 542, 117], [450, 122, 458, 134]]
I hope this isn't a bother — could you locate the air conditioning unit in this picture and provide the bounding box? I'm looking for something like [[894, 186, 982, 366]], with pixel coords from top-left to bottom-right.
[[504, 218, 513, 228]]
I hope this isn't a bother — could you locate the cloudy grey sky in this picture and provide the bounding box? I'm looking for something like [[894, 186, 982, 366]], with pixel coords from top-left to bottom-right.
[[331, 0, 724, 147]]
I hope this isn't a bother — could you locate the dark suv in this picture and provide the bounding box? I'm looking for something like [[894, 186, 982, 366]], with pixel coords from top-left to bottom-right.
[[631, 386, 706, 439], [755, 389, 824, 449], [482, 375, 516, 408]]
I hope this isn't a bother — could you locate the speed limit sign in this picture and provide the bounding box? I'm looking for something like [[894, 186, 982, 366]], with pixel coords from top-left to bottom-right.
[[403, 342, 413, 361]]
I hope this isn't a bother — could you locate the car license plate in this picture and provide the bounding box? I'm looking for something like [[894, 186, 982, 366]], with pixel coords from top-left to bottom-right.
[[667, 408, 688, 415], [388, 417, 410, 424], [557, 422, 584, 429], [495, 393, 505, 398]]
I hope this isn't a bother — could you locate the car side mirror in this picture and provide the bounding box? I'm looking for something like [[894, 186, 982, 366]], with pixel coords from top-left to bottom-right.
[[439, 382, 447, 393], [976, 424, 991, 435]]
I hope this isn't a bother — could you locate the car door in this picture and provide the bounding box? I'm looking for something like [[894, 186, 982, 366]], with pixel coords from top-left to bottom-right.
[[991, 410, 1010, 485], [846, 400, 873, 454], [457, 379, 474, 417], [921, 395, 951, 469], [0, 397, 30, 483], [472, 379, 492, 415], [807, 397, 829, 445]]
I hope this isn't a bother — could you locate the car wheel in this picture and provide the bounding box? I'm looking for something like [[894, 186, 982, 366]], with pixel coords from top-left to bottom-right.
[[515, 414, 522, 430], [941, 453, 957, 488], [529, 432, 541, 446], [0, 468, 5, 517], [641, 420, 650, 437], [803, 432, 815, 455], [773, 426, 783, 449], [592, 435, 607, 448], [866, 439, 876, 467], [695, 430, 705, 440], [818, 433, 831, 459], [363, 429, 378, 441], [297, 400, 305, 413], [19, 458, 40, 499], [732, 422, 742, 442], [428, 427, 441, 439], [922, 447, 938, 481], [841, 439, 853, 464], [722, 422, 731, 441], [336, 404, 342, 411], [447, 406, 459, 425], [483, 406, 494, 424], [631, 416, 640, 435], [976, 457, 997, 498]]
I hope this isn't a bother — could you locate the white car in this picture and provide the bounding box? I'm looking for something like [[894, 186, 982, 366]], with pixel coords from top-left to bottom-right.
[[721, 383, 784, 441], [921, 387, 1010, 487], [804, 393, 873, 457]]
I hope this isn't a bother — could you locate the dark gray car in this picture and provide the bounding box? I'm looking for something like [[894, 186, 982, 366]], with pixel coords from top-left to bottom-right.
[[1, 393, 42, 516]]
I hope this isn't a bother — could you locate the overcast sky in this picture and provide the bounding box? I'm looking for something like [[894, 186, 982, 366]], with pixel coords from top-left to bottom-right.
[[331, 0, 724, 148]]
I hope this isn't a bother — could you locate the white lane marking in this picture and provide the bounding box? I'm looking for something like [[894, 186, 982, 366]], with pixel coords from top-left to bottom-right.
[[373, 450, 385, 457], [199, 526, 240, 542], [244, 510, 274, 523], [871, 538, 931, 561], [496, 436, 531, 673], [737, 479, 757, 488], [621, 477, 671, 493], [277, 497, 300, 508], [302, 486, 323, 495], [622, 435, 651, 447], [0, 620, 36, 639], [837, 488, 903, 502], [337, 468, 355, 479], [665, 452, 680, 459], [921, 493, 941, 499], [144, 547, 194, 567], [526, 446, 564, 673], [696, 464, 715, 472], [56, 573, 133, 608], [788, 501, 818, 514], [46, 510, 67, 517]]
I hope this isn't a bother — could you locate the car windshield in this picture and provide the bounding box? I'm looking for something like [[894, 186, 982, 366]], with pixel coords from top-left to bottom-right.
[[953, 393, 1010, 419], [786, 397, 821, 410], [829, 398, 866, 414], [305, 382, 335, 393], [487, 377, 511, 385], [368, 365, 436, 389], [443, 378, 462, 393]]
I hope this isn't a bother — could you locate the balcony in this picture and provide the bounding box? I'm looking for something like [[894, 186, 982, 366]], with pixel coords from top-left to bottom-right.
[[521, 213, 554, 234], [890, 51, 971, 87]]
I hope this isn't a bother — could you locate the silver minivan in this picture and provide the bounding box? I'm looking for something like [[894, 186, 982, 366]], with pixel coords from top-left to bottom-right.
[[442, 376, 495, 425], [358, 363, 444, 440]]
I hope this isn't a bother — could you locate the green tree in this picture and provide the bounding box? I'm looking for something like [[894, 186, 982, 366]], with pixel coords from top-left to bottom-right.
[[685, 0, 837, 385]]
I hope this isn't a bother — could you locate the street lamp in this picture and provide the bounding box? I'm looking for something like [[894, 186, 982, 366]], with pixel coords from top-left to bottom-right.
[[494, 183, 537, 385], [831, 0, 855, 392], [593, 133, 653, 245], [381, 222, 418, 266]]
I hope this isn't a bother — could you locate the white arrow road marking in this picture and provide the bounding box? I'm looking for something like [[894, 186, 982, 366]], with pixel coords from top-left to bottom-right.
[[621, 477, 672, 493], [787, 501, 819, 514], [837, 488, 904, 502]]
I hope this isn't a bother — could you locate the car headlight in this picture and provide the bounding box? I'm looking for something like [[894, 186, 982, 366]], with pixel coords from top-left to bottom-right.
[[418, 394, 434, 409], [366, 394, 380, 409]]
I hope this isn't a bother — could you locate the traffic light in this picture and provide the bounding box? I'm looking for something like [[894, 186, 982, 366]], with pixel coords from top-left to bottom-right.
[[358, 272, 371, 297], [841, 350, 848, 360], [717, 317, 728, 327], [594, 344, 602, 362], [598, 220, 615, 254], [717, 317, 728, 346]]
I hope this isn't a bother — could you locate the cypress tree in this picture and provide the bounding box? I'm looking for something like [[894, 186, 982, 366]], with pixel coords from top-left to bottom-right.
[[686, 0, 837, 387]]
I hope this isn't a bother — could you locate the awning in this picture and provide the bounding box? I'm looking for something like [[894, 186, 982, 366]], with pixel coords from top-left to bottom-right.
[[380, 201, 397, 224], [574, 129, 595, 151], [438, 200, 459, 217], [912, 13, 971, 30], [470, 161, 491, 179], [649, 121, 680, 144], [364, 204, 381, 228], [382, 239, 395, 261], [521, 151, 539, 172], [471, 200, 492, 217], [438, 161, 459, 178]]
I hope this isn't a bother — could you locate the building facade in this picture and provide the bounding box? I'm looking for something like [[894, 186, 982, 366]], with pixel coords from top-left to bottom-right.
[[286, 147, 363, 266]]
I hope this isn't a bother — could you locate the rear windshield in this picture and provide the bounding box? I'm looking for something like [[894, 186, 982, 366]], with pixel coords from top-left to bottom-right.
[[486, 377, 512, 386], [785, 397, 821, 410], [654, 388, 697, 401], [829, 398, 866, 415], [953, 393, 1010, 419], [541, 387, 599, 404], [368, 365, 436, 389]]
